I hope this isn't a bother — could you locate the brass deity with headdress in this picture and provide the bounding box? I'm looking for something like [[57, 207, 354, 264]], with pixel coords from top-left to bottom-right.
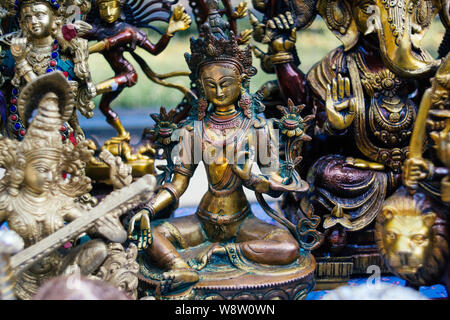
[[0, 0, 95, 141], [0, 72, 136, 299], [127, 0, 318, 299]]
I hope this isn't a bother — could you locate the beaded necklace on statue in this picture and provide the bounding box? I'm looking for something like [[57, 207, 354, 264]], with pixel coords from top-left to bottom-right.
[[9, 39, 71, 141]]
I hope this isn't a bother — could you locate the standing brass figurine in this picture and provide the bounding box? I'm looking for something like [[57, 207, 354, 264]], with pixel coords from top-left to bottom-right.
[[0, 0, 96, 142], [85, 0, 192, 140], [127, 0, 319, 300]]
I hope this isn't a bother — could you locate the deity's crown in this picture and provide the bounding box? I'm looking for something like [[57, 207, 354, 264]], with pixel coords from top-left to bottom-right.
[[18, 72, 75, 160], [1, 0, 62, 15], [185, 0, 255, 80]]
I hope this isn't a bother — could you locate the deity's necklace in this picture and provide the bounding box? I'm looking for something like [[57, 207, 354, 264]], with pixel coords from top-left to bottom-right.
[[203, 111, 252, 147], [9, 39, 70, 141], [353, 51, 415, 145], [354, 51, 402, 97], [209, 110, 243, 130]]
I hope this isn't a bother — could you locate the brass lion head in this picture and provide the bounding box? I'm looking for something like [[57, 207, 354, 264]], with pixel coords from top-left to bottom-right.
[[376, 187, 448, 286]]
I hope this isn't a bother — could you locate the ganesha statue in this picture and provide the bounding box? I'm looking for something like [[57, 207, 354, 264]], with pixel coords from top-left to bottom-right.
[[249, 0, 445, 287]]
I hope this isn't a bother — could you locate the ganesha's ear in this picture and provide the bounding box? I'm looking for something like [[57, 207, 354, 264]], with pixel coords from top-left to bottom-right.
[[423, 212, 437, 228], [317, 0, 360, 50]]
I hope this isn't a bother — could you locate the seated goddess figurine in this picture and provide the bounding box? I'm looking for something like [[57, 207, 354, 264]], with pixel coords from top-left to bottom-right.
[[128, 2, 317, 298], [0, 72, 134, 299]]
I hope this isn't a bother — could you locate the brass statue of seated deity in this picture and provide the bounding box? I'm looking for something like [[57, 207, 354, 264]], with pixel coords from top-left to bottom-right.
[[127, 1, 320, 300], [252, 0, 447, 288]]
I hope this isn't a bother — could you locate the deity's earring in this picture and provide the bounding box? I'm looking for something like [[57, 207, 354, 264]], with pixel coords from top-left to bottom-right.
[[239, 86, 252, 118], [197, 80, 209, 120], [197, 97, 208, 121]]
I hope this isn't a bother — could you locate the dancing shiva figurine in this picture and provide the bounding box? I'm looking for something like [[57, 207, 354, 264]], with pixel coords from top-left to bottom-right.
[[85, 0, 192, 140], [82, 0, 192, 184], [127, 2, 320, 300]]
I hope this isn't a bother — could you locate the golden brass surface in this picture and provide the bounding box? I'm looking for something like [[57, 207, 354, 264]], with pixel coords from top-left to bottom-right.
[[404, 53, 450, 200], [128, 4, 317, 298], [0, 73, 153, 299], [375, 54, 449, 287], [7, 0, 96, 141], [376, 189, 448, 286], [97, 0, 121, 24], [85, 135, 156, 185]]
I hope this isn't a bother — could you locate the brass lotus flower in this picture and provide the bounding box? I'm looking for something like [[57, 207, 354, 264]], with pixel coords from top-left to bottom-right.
[[149, 107, 178, 146], [275, 99, 314, 140]]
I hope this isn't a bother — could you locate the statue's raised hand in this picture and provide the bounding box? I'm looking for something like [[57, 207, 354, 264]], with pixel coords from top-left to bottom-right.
[[262, 12, 297, 54], [325, 74, 357, 131], [402, 157, 433, 189], [10, 37, 28, 62], [167, 5, 192, 36], [248, 10, 265, 42], [232, 2, 248, 19], [239, 29, 253, 45]]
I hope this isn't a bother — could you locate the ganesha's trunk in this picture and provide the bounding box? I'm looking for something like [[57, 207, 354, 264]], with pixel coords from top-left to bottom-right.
[[375, 0, 439, 78]]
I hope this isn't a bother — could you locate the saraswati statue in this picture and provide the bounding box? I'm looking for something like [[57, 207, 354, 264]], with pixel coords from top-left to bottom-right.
[[0, 72, 154, 299]]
